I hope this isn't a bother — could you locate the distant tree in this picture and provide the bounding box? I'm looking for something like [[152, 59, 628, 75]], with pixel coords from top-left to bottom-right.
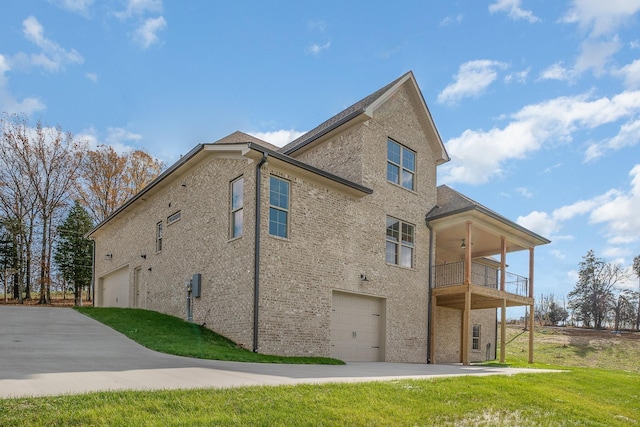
[[535, 294, 569, 326], [610, 289, 637, 331], [77, 146, 163, 224], [633, 255, 640, 330], [568, 250, 628, 329], [54, 201, 93, 307]]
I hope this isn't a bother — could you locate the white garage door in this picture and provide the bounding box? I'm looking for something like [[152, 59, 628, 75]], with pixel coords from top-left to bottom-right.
[[331, 292, 385, 362], [99, 266, 130, 308]]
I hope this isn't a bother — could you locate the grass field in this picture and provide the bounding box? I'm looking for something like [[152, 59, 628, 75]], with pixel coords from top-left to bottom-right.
[[0, 309, 638, 426]]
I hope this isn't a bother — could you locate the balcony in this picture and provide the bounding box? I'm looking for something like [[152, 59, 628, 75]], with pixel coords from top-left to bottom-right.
[[434, 261, 529, 298]]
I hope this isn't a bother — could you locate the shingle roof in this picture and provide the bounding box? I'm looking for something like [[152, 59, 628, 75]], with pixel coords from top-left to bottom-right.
[[279, 72, 413, 155], [428, 185, 551, 244], [213, 131, 279, 151]]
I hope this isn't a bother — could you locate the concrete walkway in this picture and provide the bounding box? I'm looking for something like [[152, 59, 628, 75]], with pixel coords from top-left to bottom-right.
[[0, 306, 558, 398]]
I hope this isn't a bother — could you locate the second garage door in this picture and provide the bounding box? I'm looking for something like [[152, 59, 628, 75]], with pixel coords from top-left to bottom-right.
[[330, 291, 385, 362], [98, 265, 130, 308]]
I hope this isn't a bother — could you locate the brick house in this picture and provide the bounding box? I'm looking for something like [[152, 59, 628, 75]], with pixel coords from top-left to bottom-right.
[[88, 71, 549, 364]]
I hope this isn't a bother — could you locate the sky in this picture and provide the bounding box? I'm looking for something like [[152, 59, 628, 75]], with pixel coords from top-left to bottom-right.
[[1, 0, 640, 311]]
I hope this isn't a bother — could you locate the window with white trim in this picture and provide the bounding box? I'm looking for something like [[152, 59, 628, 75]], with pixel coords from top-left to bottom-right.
[[156, 221, 163, 252], [385, 217, 414, 268], [230, 177, 244, 238], [269, 176, 289, 238], [472, 324, 481, 350], [387, 139, 415, 190]]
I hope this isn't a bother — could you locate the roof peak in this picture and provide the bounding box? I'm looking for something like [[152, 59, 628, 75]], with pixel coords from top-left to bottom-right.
[[279, 71, 415, 155]]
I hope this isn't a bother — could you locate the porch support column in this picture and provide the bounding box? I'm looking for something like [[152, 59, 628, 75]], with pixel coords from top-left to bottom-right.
[[500, 299, 506, 363], [464, 221, 472, 285], [461, 288, 471, 365], [528, 247, 535, 364], [430, 295, 437, 364], [500, 236, 506, 291]]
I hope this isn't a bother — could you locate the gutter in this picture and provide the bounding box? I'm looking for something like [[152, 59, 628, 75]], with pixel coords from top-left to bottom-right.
[[253, 153, 268, 352], [425, 204, 439, 364]]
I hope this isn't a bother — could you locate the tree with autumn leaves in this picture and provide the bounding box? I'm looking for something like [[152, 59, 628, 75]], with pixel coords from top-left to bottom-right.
[[0, 113, 163, 303]]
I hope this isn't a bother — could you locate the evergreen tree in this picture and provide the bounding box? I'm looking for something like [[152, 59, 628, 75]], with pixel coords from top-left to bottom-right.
[[54, 201, 93, 306]]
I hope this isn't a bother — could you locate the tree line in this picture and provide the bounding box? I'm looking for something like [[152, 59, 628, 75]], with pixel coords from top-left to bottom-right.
[[0, 113, 163, 306], [536, 251, 640, 331]]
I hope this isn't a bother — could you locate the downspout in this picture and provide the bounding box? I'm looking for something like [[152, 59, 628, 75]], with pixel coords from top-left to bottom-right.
[[425, 205, 439, 364], [253, 153, 268, 352], [90, 238, 96, 307]]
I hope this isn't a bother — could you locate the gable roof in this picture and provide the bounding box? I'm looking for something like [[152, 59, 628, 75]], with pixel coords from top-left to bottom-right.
[[279, 71, 450, 165], [428, 185, 550, 246], [213, 131, 279, 151]]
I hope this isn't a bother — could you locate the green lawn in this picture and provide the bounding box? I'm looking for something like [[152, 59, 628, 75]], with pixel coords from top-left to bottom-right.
[[1, 368, 637, 426], [1, 310, 638, 426], [75, 307, 343, 365]]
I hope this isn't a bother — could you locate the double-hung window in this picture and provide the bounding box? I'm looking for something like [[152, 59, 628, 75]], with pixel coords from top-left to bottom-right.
[[230, 177, 244, 238], [156, 221, 163, 252], [386, 217, 414, 268], [269, 176, 289, 238], [387, 139, 416, 190], [472, 325, 481, 350]]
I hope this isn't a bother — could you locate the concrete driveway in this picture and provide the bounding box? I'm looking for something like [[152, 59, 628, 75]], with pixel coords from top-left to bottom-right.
[[0, 306, 557, 398]]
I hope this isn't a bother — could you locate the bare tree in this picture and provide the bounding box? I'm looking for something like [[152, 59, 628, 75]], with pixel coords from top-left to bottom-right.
[[568, 250, 629, 329], [633, 255, 640, 331], [1, 115, 86, 304]]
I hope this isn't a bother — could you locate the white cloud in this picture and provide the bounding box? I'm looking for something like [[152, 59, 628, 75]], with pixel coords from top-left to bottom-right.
[[585, 118, 640, 161], [440, 14, 463, 26], [85, 72, 98, 82], [440, 90, 640, 185], [562, 0, 640, 37], [249, 130, 306, 147], [539, 62, 576, 82], [21, 15, 84, 72], [489, 0, 540, 23], [0, 54, 45, 115], [518, 165, 640, 249], [77, 127, 142, 154], [115, 0, 163, 20], [574, 37, 621, 76], [516, 187, 533, 198], [504, 68, 529, 84], [613, 59, 640, 89], [48, 0, 94, 16], [134, 16, 167, 49], [437, 60, 508, 105], [590, 164, 640, 245], [106, 127, 143, 146], [305, 42, 331, 56]]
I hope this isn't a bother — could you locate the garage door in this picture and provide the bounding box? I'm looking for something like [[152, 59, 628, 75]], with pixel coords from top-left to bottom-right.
[[99, 266, 130, 308], [331, 292, 385, 362]]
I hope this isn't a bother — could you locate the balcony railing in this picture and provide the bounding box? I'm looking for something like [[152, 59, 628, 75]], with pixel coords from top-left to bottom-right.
[[434, 261, 529, 297]]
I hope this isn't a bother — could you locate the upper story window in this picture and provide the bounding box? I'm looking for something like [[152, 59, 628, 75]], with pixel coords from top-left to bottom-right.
[[167, 211, 181, 225], [156, 221, 163, 252], [231, 177, 244, 239], [269, 176, 289, 238], [385, 216, 414, 268], [387, 139, 415, 190]]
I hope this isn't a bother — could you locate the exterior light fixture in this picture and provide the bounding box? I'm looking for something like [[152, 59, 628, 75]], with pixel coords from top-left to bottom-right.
[[360, 274, 369, 282], [105, 253, 113, 260]]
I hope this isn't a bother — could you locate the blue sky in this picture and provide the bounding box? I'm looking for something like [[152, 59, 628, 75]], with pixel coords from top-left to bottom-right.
[[2, 0, 640, 307]]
